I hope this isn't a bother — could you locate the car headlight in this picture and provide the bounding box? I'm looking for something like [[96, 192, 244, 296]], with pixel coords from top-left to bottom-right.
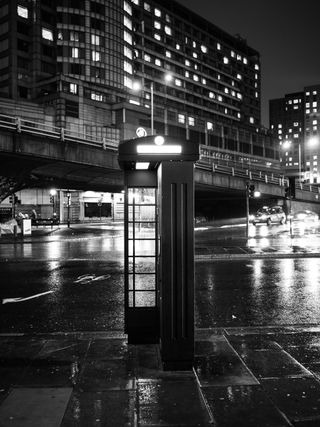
[[249, 215, 255, 220], [261, 214, 267, 220]]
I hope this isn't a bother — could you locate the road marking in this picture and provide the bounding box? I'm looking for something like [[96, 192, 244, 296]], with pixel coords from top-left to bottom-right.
[[2, 290, 53, 305], [73, 274, 110, 284]]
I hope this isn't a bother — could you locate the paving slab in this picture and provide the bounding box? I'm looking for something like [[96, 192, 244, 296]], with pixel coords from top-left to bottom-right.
[[0, 387, 72, 427]]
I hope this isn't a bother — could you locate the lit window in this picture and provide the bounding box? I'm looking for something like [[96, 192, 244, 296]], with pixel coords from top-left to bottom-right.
[[91, 92, 103, 102], [237, 54, 241, 61], [294, 133, 299, 138], [217, 95, 223, 102], [131, 0, 139, 4], [92, 51, 100, 61], [176, 43, 180, 50], [278, 130, 282, 134], [224, 87, 229, 94], [243, 57, 247, 64], [294, 106, 299, 110], [70, 83, 78, 94], [223, 57, 229, 64], [154, 8, 161, 17], [231, 90, 235, 97], [193, 52, 198, 59], [175, 78, 182, 87], [278, 124, 282, 128], [236, 73, 242, 80], [154, 21, 161, 29], [202, 78, 206, 85], [72, 47, 79, 58], [193, 74, 199, 82], [42, 28, 53, 41], [207, 122, 213, 130], [165, 50, 171, 58], [313, 101, 317, 107], [165, 26, 172, 35], [17, 5, 28, 19], [185, 71, 189, 78], [155, 58, 162, 66], [236, 93, 242, 100], [154, 33, 161, 41], [124, 61, 132, 74], [192, 41, 197, 48], [124, 31, 132, 45], [70, 31, 79, 41], [144, 2, 151, 11], [124, 76, 132, 88], [194, 64, 198, 70], [188, 117, 195, 126], [231, 50, 235, 57], [209, 92, 215, 99], [255, 73, 258, 80], [58, 31, 63, 40], [124, 1, 132, 15], [293, 122, 299, 126], [124, 46, 132, 59], [237, 112, 241, 119], [91, 34, 100, 45], [217, 74, 221, 80], [144, 54, 151, 62], [288, 100, 292, 105], [293, 99, 299, 104], [249, 117, 254, 124], [254, 64, 259, 70], [313, 91, 317, 95], [178, 114, 185, 124], [313, 108, 317, 113], [217, 42, 221, 50], [313, 120, 317, 125], [124, 16, 132, 30], [224, 108, 228, 114], [255, 92, 259, 98], [306, 91, 310, 96], [314, 155, 318, 159], [201, 45, 207, 53], [185, 59, 190, 66], [306, 102, 310, 108], [306, 109, 310, 114]]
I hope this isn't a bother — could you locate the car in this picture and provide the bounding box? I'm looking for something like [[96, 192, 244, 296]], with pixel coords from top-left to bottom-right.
[[288, 210, 319, 223], [250, 206, 286, 226]]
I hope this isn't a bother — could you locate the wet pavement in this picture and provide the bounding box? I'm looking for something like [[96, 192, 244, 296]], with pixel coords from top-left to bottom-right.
[[1, 222, 320, 425], [2, 328, 320, 425]]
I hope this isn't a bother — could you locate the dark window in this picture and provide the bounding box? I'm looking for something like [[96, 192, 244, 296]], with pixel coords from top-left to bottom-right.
[[17, 39, 29, 52], [17, 22, 30, 35], [18, 86, 28, 98], [91, 18, 104, 31], [65, 100, 79, 117], [91, 66, 104, 78], [41, 10, 55, 25], [42, 44, 55, 57], [69, 63, 84, 75], [17, 56, 29, 69], [41, 61, 56, 74], [90, 1, 105, 15]]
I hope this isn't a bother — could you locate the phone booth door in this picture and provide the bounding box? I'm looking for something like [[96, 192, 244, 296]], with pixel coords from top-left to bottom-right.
[[124, 177, 159, 344]]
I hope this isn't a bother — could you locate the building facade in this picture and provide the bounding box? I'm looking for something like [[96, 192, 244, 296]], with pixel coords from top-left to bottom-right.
[[0, 0, 277, 163], [270, 85, 320, 184]]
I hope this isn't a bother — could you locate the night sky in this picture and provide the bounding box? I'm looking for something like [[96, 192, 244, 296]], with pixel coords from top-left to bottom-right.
[[179, 0, 320, 127]]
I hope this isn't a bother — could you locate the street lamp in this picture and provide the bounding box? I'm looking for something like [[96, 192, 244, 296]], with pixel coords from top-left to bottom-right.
[[133, 73, 173, 136]]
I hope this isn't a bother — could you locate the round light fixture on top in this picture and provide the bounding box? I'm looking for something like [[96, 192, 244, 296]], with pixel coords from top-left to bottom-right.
[[154, 136, 165, 146]]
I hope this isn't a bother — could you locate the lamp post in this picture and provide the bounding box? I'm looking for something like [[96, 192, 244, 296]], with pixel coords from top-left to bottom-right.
[[133, 74, 172, 136]]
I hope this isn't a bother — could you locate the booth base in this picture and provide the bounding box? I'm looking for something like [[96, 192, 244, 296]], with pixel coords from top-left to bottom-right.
[[126, 307, 159, 345]]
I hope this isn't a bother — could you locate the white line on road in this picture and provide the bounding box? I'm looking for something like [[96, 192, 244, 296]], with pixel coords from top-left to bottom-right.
[[2, 290, 53, 305]]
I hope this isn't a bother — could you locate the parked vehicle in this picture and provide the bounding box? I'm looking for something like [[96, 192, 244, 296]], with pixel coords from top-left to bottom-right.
[[250, 206, 286, 226]]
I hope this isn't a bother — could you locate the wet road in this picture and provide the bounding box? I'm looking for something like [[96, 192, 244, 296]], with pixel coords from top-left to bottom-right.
[[1, 223, 320, 333]]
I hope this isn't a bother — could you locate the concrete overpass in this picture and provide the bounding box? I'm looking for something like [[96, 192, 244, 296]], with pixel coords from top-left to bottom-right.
[[0, 114, 320, 214]]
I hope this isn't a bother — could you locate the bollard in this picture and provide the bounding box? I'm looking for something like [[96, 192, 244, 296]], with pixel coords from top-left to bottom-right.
[[14, 225, 17, 238]]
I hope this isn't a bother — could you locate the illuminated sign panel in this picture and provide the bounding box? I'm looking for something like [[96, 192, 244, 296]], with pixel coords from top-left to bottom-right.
[[137, 145, 182, 154]]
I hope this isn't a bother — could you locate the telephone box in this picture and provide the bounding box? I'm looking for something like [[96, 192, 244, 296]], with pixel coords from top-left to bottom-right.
[[118, 135, 199, 370]]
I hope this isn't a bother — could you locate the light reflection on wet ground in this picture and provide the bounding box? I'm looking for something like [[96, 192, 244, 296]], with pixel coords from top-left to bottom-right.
[[195, 258, 320, 328]]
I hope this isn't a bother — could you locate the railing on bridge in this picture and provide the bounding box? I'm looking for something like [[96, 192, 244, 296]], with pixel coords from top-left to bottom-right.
[[1, 112, 320, 196], [196, 158, 288, 188], [0, 113, 118, 150]]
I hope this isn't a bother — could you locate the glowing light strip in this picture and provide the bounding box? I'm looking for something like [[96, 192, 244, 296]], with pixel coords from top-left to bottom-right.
[[136, 162, 150, 170], [137, 145, 182, 154]]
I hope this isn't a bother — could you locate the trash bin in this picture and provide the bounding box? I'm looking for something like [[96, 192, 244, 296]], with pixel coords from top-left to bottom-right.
[[22, 219, 32, 236]]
